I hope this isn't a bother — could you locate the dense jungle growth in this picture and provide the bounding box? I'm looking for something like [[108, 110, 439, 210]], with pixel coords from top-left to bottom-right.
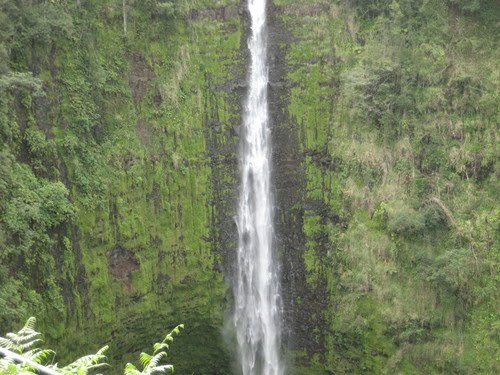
[[0, 0, 498, 374]]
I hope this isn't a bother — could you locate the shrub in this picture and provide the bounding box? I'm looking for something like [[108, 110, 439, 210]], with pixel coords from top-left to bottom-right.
[[386, 201, 425, 237]]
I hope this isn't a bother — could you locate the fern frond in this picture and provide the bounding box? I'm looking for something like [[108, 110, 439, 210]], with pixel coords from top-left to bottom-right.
[[161, 324, 183, 345], [139, 352, 152, 368], [26, 348, 55, 364], [18, 339, 42, 353], [20, 348, 40, 362], [164, 335, 174, 343], [2, 318, 42, 355], [5, 332, 20, 342], [61, 346, 108, 375], [0, 337, 14, 349], [152, 343, 169, 355], [147, 352, 167, 369], [96, 346, 108, 356], [17, 331, 41, 343], [124, 325, 182, 375], [124, 363, 141, 375], [0, 355, 15, 369], [149, 364, 174, 374], [22, 318, 37, 332]]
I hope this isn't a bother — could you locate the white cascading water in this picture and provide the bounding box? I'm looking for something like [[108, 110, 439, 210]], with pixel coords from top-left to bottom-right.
[[234, 0, 282, 374]]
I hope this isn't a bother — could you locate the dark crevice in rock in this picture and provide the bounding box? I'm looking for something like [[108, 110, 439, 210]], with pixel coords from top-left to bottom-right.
[[188, 5, 241, 21], [204, 1, 250, 283], [106, 246, 140, 288], [268, 0, 330, 363], [129, 52, 155, 104]]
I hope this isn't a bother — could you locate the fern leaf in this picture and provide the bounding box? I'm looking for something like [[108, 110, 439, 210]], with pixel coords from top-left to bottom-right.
[[124, 363, 141, 375], [148, 352, 167, 368], [161, 325, 183, 345], [163, 335, 174, 343], [62, 346, 108, 374], [0, 356, 15, 369], [29, 348, 55, 364], [139, 352, 152, 368], [0, 337, 13, 349], [96, 345, 109, 356], [22, 318, 37, 331], [149, 364, 174, 374], [6, 332, 20, 343], [152, 343, 169, 355], [17, 331, 40, 343], [19, 338, 42, 353]]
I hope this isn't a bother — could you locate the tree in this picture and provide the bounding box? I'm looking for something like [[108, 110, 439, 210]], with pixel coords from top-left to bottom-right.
[[123, 0, 127, 35]]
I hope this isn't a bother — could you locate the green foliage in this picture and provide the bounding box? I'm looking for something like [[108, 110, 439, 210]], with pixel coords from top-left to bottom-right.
[[0, 317, 107, 375], [0, 318, 183, 375], [280, 0, 499, 373], [1, 0, 236, 373], [0, 0, 496, 374], [124, 324, 183, 375], [448, 0, 481, 12], [0, 73, 44, 96], [386, 201, 426, 237]]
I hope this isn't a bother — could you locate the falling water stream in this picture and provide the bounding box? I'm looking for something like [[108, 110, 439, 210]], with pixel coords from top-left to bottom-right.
[[234, 0, 282, 374]]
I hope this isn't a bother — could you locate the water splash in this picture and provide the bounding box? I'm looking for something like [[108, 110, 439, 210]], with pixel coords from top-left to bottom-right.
[[234, 0, 282, 374]]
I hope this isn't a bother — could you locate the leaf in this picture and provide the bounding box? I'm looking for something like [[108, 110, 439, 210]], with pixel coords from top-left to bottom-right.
[[148, 352, 167, 369], [149, 364, 174, 374], [124, 363, 141, 375], [62, 346, 108, 375], [152, 343, 169, 355], [0, 337, 13, 349], [29, 349, 55, 364], [22, 317, 37, 331], [139, 352, 152, 368]]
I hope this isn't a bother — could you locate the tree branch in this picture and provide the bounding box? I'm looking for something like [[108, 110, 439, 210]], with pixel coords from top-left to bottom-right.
[[0, 347, 62, 375]]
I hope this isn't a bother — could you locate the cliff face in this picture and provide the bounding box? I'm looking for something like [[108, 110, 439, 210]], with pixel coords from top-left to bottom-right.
[[269, 0, 498, 373], [0, 1, 244, 373], [0, 0, 498, 374]]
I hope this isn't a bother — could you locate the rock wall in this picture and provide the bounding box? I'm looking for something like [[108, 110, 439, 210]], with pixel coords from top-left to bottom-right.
[[1, 1, 497, 374], [0, 1, 246, 374]]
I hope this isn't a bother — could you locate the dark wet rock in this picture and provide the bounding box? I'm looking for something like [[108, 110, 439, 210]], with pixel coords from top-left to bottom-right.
[[188, 5, 240, 21], [107, 247, 140, 287], [279, 3, 330, 16], [129, 52, 155, 104]]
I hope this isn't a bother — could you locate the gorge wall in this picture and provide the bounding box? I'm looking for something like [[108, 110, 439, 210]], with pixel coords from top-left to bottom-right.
[[0, 1, 498, 374]]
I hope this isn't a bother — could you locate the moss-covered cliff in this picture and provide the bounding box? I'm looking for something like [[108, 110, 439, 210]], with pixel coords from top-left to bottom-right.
[[0, 1, 245, 373], [0, 0, 498, 374], [270, 0, 498, 373]]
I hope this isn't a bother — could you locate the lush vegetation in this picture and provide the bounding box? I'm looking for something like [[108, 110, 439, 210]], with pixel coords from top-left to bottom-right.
[[0, 0, 239, 373], [276, 0, 498, 373], [0, 0, 497, 374], [0, 317, 183, 375]]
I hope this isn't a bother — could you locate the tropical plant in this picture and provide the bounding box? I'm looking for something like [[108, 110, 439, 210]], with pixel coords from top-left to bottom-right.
[[0, 318, 183, 375], [0, 317, 55, 374], [124, 324, 184, 375], [0, 317, 107, 375]]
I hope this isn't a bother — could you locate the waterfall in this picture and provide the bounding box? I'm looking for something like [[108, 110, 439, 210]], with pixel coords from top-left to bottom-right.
[[233, 0, 282, 374]]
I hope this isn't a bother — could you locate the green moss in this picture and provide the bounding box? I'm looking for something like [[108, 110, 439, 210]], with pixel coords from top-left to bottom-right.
[[0, 2, 244, 373], [279, 0, 498, 373]]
